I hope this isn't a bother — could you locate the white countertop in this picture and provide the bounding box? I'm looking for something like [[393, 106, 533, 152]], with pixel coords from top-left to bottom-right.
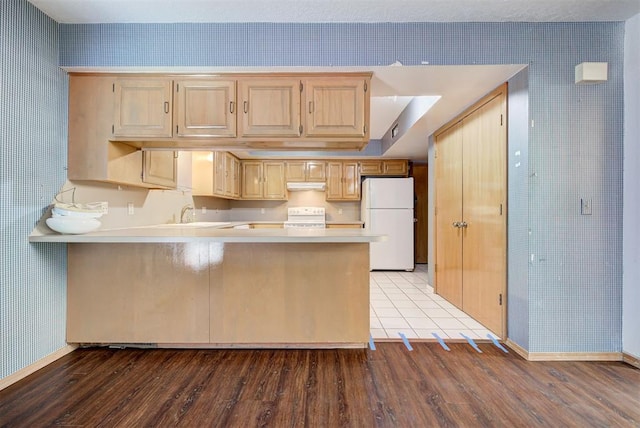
[[29, 222, 384, 244]]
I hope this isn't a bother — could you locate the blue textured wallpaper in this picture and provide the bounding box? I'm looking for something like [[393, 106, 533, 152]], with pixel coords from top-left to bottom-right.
[[58, 21, 625, 353], [1, 0, 68, 380]]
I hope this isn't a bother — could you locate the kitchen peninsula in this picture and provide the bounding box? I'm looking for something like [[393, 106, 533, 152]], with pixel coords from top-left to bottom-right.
[[30, 225, 383, 349]]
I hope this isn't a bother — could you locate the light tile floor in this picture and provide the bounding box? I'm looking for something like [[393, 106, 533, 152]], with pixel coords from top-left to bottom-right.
[[370, 264, 499, 341]]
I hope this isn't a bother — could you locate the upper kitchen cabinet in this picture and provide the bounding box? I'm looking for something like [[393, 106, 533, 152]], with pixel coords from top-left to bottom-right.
[[224, 152, 241, 198], [359, 159, 409, 177], [303, 78, 369, 139], [192, 151, 240, 199], [142, 150, 178, 188], [326, 161, 360, 201], [175, 79, 237, 138], [241, 161, 287, 200], [285, 160, 326, 182], [236, 73, 371, 150], [68, 74, 173, 188], [113, 78, 173, 138], [238, 78, 301, 138]]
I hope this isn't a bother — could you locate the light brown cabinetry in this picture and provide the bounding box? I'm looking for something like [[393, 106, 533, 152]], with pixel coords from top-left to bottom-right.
[[241, 161, 287, 200], [224, 152, 241, 198], [238, 78, 301, 137], [192, 151, 240, 199], [326, 161, 360, 201], [285, 160, 326, 182], [67, 243, 210, 343], [359, 159, 409, 176], [142, 151, 178, 188], [434, 84, 507, 338], [74, 72, 371, 152], [175, 79, 236, 137], [68, 75, 175, 188], [304, 78, 368, 138], [113, 78, 173, 138], [67, 242, 370, 347]]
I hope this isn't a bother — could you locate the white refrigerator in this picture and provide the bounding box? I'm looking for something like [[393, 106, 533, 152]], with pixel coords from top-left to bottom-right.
[[361, 177, 415, 271]]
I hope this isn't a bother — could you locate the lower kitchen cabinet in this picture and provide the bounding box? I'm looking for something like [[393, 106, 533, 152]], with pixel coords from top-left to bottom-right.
[[66, 242, 370, 347], [67, 243, 210, 343]]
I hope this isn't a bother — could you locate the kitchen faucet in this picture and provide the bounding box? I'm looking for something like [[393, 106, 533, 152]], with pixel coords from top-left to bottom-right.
[[180, 204, 194, 223]]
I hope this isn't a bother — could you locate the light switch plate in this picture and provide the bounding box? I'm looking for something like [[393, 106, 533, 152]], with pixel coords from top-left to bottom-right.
[[581, 198, 592, 215]]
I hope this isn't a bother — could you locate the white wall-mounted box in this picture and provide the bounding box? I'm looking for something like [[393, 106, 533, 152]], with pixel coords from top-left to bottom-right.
[[575, 62, 608, 84]]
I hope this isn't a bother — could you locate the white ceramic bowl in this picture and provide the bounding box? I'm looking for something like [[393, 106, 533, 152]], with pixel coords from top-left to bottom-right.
[[52, 207, 103, 219], [46, 217, 101, 234]]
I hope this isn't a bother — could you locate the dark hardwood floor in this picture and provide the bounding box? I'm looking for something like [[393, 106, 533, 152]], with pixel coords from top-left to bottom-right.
[[1, 343, 638, 427]]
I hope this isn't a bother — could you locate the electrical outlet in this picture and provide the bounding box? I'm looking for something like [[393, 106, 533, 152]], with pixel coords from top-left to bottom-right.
[[261, 208, 265, 214], [127, 202, 134, 215], [338, 208, 343, 215], [201, 207, 207, 214], [581, 198, 592, 215]]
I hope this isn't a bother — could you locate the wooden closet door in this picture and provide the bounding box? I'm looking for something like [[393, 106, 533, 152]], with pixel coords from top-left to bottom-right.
[[435, 121, 464, 308], [461, 93, 507, 337]]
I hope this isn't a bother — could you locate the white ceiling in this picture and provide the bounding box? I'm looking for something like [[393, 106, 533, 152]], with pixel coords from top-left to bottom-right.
[[32, 0, 639, 160]]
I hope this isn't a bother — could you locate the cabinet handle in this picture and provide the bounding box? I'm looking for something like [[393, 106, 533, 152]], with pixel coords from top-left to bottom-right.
[[460, 221, 468, 228], [164, 102, 169, 113], [230, 101, 234, 113], [243, 101, 248, 114], [452, 222, 460, 228], [309, 101, 314, 114]]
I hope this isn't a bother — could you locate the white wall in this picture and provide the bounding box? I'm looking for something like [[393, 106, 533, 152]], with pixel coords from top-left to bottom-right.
[[623, 13, 640, 359]]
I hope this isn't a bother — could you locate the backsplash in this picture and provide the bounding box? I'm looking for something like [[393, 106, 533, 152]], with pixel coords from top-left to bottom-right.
[[33, 181, 362, 233]]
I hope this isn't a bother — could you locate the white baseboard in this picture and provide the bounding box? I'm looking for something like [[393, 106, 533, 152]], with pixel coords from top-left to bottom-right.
[[0, 344, 77, 391]]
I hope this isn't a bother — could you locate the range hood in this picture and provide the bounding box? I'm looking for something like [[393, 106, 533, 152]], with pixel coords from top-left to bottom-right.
[[286, 182, 326, 191]]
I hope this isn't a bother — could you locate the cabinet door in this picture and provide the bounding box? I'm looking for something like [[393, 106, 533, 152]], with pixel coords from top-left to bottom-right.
[[142, 150, 177, 188], [232, 156, 241, 198], [304, 78, 367, 138], [239, 78, 301, 137], [383, 160, 408, 176], [241, 161, 263, 199], [113, 79, 173, 137], [341, 161, 360, 200], [224, 152, 236, 197], [306, 161, 326, 182], [175, 80, 236, 137], [325, 162, 344, 200], [212, 151, 226, 196], [359, 160, 383, 175], [263, 161, 287, 200], [285, 161, 307, 181]]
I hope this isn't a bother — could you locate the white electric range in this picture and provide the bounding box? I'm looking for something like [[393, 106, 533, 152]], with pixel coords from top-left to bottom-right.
[[283, 207, 326, 229]]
